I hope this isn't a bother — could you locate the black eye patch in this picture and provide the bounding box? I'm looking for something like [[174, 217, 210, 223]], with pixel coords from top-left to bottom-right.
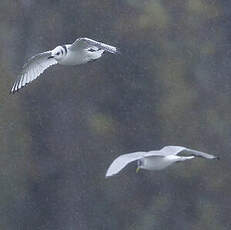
[[88, 48, 97, 52], [56, 52, 60, 55]]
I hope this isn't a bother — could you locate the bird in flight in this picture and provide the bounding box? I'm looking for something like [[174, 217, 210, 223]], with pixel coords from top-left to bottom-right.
[[105, 145, 219, 177], [11, 37, 119, 93]]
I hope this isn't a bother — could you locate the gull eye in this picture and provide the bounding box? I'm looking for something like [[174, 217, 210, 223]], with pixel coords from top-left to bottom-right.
[[56, 52, 60, 55]]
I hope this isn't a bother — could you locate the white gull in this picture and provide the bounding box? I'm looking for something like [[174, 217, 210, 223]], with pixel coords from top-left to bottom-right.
[[106, 146, 219, 177], [11, 37, 119, 93]]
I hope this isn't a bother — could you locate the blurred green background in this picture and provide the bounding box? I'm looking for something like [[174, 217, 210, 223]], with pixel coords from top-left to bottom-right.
[[0, 0, 230, 229]]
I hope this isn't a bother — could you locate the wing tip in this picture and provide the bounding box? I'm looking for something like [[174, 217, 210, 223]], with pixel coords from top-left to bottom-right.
[[10, 82, 29, 95], [105, 166, 119, 178], [107, 46, 120, 54], [115, 48, 121, 55], [10, 85, 17, 94], [105, 173, 116, 178], [105, 174, 111, 178], [10, 88, 19, 94], [9, 88, 14, 95], [105, 170, 113, 178]]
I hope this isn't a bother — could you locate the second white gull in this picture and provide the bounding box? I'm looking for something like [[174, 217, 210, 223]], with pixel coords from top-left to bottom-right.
[[106, 146, 219, 177]]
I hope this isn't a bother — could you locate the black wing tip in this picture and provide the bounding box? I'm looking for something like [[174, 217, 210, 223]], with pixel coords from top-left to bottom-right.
[[215, 156, 220, 160], [115, 48, 121, 55]]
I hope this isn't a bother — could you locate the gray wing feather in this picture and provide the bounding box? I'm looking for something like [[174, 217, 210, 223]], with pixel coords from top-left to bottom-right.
[[70, 37, 118, 54], [106, 152, 146, 177], [11, 51, 57, 93]]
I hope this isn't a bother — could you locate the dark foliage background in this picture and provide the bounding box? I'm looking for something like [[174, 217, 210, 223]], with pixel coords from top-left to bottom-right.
[[0, 0, 230, 229]]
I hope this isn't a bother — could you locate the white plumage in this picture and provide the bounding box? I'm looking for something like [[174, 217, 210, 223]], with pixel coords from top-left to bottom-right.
[[105, 146, 219, 177], [11, 37, 119, 93]]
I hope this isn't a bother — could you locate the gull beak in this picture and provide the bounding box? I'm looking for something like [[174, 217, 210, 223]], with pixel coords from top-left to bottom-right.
[[136, 167, 140, 173], [48, 56, 54, 59]]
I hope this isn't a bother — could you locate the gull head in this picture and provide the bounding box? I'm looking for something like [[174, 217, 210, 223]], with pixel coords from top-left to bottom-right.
[[48, 46, 66, 60]]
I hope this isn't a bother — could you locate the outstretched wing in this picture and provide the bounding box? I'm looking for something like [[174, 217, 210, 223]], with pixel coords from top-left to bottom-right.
[[184, 148, 218, 159], [106, 152, 146, 177], [11, 51, 57, 93], [156, 146, 187, 156], [70, 37, 119, 54], [144, 146, 187, 158], [157, 145, 218, 159]]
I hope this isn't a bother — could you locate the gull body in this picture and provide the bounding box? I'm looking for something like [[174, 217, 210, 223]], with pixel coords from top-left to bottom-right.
[[138, 155, 194, 171], [53, 44, 105, 65], [11, 37, 119, 93], [106, 146, 219, 177]]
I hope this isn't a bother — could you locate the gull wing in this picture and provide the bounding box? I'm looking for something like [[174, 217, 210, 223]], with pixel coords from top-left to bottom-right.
[[144, 146, 187, 157], [106, 152, 146, 177], [184, 148, 218, 159], [70, 37, 118, 54], [156, 145, 218, 159], [11, 51, 57, 93]]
